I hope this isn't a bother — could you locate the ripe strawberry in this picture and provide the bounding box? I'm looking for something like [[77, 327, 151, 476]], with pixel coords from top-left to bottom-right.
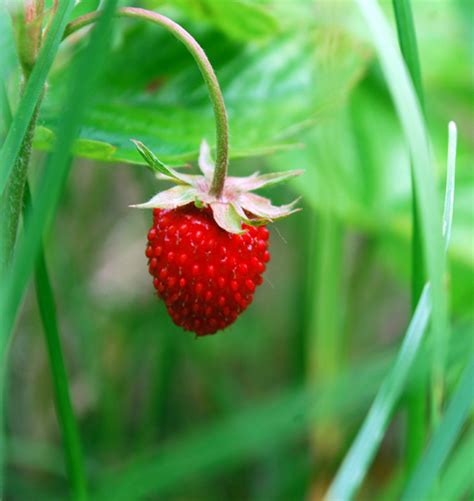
[[132, 139, 301, 336], [145, 206, 270, 335]]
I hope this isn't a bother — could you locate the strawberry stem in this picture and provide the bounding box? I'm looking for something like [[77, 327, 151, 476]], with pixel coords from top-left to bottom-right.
[[64, 7, 229, 198]]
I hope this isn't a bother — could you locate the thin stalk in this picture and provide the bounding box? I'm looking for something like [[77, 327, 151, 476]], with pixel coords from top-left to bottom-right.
[[392, 0, 428, 473], [64, 7, 229, 198], [24, 183, 88, 500]]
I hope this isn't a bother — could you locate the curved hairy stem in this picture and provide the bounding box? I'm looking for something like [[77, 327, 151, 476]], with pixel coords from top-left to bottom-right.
[[64, 7, 229, 198]]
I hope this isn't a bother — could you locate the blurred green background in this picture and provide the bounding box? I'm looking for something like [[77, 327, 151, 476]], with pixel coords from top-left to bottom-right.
[[4, 0, 473, 499]]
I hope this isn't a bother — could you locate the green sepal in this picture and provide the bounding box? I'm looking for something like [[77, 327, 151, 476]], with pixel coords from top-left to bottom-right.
[[131, 140, 191, 185]]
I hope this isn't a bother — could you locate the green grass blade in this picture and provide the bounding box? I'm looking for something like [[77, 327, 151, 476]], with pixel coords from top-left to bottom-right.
[[392, 0, 425, 308], [436, 428, 474, 500], [402, 354, 474, 501], [0, 0, 75, 196], [326, 120, 458, 500], [354, 0, 448, 419], [24, 183, 87, 500], [392, 0, 427, 472], [0, 0, 118, 354], [392, 0, 425, 112], [326, 282, 432, 501], [0, 84, 13, 143], [442, 122, 457, 250], [0, 0, 118, 493]]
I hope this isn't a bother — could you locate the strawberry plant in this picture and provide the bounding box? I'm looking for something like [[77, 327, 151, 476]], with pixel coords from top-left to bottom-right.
[[0, 1, 472, 500]]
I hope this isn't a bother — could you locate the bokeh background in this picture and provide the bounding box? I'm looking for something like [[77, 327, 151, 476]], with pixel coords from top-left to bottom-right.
[[5, 0, 473, 499]]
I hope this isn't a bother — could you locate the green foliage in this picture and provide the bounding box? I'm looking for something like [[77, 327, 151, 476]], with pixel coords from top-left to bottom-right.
[[167, 0, 280, 42], [0, 0, 74, 195], [34, 15, 367, 164], [2, 1, 473, 500]]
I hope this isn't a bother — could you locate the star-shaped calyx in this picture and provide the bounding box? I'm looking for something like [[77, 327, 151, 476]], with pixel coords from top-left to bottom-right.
[[130, 140, 303, 233]]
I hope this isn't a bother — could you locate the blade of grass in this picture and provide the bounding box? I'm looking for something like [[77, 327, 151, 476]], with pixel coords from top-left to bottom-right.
[[0, 84, 13, 146], [0, 0, 74, 196], [0, 0, 118, 493], [326, 121, 457, 501], [326, 282, 432, 501], [392, 0, 425, 111], [402, 354, 474, 500], [442, 122, 457, 250], [392, 0, 427, 472], [436, 428, 474, 500], [24, 182, 87, 500], [0, 0, 118, 360], [355, 0, 448, 423]]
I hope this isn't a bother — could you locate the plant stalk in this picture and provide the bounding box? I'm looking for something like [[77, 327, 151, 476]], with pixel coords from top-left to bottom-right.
[[0, 94, 42, 275], [64, 7, 229, 198], [24, 183, 88, 500]]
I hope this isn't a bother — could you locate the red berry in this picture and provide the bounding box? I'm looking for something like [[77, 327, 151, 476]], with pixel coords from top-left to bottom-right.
[[146, 205, 269, 336]]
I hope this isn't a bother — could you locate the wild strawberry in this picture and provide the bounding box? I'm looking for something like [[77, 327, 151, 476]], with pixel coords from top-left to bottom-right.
[[145, 206, 269, 335], [131, 139, 302, 336]]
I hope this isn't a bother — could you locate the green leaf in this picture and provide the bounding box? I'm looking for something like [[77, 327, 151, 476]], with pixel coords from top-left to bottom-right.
[[131, 139, 193, 184], [168, 0, 279, 42], [38, 18, 368, 165], [34, 125, 117, 160]]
